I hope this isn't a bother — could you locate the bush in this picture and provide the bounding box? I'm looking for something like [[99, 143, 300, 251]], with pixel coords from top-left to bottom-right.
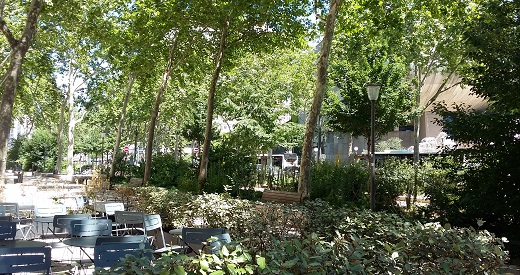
[[309, 161, 368, 207], [376, 158, 411, 210], [114, 191, 510, 274], [205, 144, 256, 196]]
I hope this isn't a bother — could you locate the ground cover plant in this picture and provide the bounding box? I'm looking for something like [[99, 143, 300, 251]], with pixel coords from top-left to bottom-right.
[[106, 187, 511, 274]]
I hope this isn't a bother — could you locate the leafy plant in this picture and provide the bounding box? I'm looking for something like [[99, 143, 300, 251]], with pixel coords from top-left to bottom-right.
[[116, 191, 510, 274]]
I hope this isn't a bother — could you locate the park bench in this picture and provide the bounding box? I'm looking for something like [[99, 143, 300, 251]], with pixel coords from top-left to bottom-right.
[[261, 189, 302, 204]]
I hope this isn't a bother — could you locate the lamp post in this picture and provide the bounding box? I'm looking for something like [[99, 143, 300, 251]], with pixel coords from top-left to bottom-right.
[[366, 83, 381, 211]]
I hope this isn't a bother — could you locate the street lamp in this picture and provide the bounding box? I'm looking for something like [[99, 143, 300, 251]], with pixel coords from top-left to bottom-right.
[[366, 83, 381, 211]]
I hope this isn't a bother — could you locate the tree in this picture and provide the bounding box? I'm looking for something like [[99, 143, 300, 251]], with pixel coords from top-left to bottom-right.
[[433, 0, 520, 250], [298, 0, 343, 199], [0, 0, 42, 186], [326, 52, 416, 148], [218, 49, 315, 155], [195, 0, 311, 191]]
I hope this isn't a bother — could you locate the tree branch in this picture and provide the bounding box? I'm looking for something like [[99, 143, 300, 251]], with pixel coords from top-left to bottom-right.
[[424, 57, 466, 109], [0, 16, 18, 47], [0, 50, 10, 68], [314, 0, 326, 23]]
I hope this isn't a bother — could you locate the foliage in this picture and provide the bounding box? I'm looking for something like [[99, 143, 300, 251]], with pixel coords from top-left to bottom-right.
[[326, 48, 416, 140], [431, 0, 520, 257], [205, 143, 257, 196], [460, 0, 520, 112], [148, 154, 195, 189], [375, 158, 411, 210], [6, 136, 25, 170], [434, 105, 520, 255], [116, 191, 510, 274], [376, 137, 403, 152], [18, 129, 57, 172], [309, 161, 367, 207], [109, 151, 141, 184], [218, 49, 314, 152], [421, 155, 465, 224]]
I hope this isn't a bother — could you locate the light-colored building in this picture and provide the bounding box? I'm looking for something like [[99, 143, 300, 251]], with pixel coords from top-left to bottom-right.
[[320, 73, 488, 162]]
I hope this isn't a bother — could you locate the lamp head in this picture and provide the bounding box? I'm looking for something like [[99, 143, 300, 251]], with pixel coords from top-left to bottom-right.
[[365, 83, 381, 101]]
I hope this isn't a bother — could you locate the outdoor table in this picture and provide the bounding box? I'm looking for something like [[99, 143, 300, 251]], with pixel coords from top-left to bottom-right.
[[0, 239, 47, 248], [63, 236, 99, 262]]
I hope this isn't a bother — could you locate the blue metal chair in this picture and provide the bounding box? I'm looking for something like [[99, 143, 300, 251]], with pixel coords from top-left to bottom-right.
[[114, 211, 145, 236], [94, 236, 152, 268], [52, 214, 91, 240], [0, 202, 34, 239], [70, 219, 112, 237], [0, 246, 52, 274], [181, 227, 228, 255], [144, 214, 167, 251], [0, 221, 17, 240], [208, 233, 232, 254]]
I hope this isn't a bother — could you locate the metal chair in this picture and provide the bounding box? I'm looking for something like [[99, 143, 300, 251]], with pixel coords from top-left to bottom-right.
[[0, 221, 17, 240], [70, 219, 113, 237], [143, 214, 167, 252], [94, 239, 152, 268], [181, 227, 228, 255], [94, 202, 125, 218], [0, 246, 52, 274], [33, 203, 67, 237], [52, 214, 91, 240], [208, 233, 232, 254], [96, 235, 149, 245], [0, 202, 34, 239], [114, 211, 145, 236]]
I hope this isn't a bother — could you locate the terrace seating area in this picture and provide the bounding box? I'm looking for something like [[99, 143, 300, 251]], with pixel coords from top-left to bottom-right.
[[0, 173, 231, 274]]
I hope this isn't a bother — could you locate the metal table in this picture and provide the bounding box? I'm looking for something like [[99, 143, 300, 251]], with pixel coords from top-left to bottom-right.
[[63, 236, 99, 262]]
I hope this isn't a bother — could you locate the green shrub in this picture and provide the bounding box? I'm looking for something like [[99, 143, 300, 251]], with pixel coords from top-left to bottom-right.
[[376, 157, 410, 210], [149, 153, 194, 188], [206, 144, 256, 195], [376, 137, 404, 151], [113, 192, 510, 274], [309, 161, 368, 207]]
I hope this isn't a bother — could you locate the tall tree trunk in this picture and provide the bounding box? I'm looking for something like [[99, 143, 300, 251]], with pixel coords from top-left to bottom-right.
[[66, 83, 76, 181], [298, 0, 343, 199], [109, 72, 135, 179], [198, 19, 229, 191], [143, 52, 175, 185], [54, 95, 66, 174], [0, 0, 42, 186]]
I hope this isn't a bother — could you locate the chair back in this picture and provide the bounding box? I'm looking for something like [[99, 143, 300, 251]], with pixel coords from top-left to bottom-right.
[[209, 233, 232, 254], [70, 219, 112, 237], [34, 204, 67, 218], [181, 227, 228, 254], [75, 196, 87, 210], [0, 216, 12, 222], [144, 214, 166, 249], [103, 203, 125, 216], [94, 239, 151, 268], [114, 211, 145, 235], [53, 214, 91, 238], [0, 221, 17, 240], [94, 202, 125, 217], [0, 203, 19, 218], [0, 246, 52, 274]]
